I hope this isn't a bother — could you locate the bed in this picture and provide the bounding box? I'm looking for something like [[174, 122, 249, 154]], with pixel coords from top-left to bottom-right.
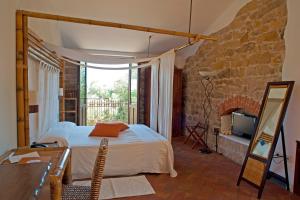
[[38, 123, 177, 179]]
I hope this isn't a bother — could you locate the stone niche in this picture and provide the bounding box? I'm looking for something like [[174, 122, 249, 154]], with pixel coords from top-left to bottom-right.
[[183, 0, 287, 164], [218, 95, 260, 164], [219, 95, 260, 136]]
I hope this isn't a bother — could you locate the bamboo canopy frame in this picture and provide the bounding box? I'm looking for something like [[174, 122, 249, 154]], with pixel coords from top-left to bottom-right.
[[28, 30, 63, 69], [16, 11, 26, 146], [16, 11, 65, 146], [16, 10, 216, 147], [20, 10, 216, 41], [28, 29, 65, 123]]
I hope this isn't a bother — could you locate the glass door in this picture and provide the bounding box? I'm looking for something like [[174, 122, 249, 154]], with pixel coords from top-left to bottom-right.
[[80, 63, 137, 125]]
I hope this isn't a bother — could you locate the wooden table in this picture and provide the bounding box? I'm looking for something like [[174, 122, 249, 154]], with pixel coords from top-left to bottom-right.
[[0, 162, 51, 200], [0, 147, 72, 200]]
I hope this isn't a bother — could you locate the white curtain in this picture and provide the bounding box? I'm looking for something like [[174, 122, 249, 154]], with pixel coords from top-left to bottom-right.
[[38, 62, 60, 136], [158, 50, 175, 142], [28, 57, 40, 142], [150, 59, 160, 131], [149, 50, 175, 142]]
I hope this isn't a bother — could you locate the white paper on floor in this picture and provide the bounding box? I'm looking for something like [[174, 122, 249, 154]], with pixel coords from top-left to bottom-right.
[[73, 175, 155, 199]]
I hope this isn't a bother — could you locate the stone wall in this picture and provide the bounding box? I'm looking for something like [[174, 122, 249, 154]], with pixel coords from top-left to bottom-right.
[[183, 0, 287, 153]]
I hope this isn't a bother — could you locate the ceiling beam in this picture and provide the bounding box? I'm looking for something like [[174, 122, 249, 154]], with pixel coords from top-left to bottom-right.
[[19, 10, 217, 41]]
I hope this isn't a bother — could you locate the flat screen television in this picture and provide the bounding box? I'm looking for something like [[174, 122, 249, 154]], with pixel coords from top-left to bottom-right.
[[232, 112, 257, 139]]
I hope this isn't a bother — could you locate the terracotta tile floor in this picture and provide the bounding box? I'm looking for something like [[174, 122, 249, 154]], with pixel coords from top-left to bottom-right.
[[120, 137, 300, 200]]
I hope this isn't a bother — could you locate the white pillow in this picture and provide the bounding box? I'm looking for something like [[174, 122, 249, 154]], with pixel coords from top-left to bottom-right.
[[56, 121, 77, 128], [38, 127, 71, 147], [46, 126, 71, 139]]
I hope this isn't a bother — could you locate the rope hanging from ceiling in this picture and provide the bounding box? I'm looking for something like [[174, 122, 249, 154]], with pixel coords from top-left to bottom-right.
[[188, 0, 193, 44]]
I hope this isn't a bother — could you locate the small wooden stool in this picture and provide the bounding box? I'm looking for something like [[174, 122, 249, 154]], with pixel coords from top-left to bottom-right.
[[184, 122, 208, 149]]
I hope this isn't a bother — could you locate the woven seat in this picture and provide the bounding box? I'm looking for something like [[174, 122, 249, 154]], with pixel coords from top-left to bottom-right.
[[62, 138, 109, 200], [62, 185, 91, 200]]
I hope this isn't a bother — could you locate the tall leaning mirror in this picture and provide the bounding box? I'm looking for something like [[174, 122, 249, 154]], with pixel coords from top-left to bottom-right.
[[237, 81, 295, 199]]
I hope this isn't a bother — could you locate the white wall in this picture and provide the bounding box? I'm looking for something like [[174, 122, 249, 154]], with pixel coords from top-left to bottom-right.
[[282, 0, 300, 191], [28, 18, 63, 46], [0, 0, 17, 154]]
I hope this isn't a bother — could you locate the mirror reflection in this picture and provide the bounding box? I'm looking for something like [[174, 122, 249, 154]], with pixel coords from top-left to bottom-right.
[[251, 87, 288, 158]]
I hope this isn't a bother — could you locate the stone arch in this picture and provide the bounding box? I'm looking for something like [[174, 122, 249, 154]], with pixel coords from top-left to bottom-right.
[[218, 96, 261, 116]]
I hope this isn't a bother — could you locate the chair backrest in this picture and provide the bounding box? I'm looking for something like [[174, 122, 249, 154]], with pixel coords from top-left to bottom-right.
[[90, 138, 109, 200]]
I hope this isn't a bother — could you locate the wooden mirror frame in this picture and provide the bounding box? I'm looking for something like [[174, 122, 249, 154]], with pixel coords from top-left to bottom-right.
[[250, 85, 288, 160], [237, 81, 295, 199]]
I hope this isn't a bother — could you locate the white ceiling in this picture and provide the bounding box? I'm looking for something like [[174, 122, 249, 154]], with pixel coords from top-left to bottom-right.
[[22, 0, 235, 54]]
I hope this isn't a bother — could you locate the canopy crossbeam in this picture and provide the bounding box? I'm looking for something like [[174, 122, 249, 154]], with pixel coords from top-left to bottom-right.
[[19, 10, 217, 41]]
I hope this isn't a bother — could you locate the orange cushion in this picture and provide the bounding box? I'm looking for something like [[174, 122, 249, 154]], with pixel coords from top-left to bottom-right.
[[89, 122, 129, 137], [100, 121, 129, 131]]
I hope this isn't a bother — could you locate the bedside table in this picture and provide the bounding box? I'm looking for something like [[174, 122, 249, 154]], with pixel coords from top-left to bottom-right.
[[0, 147, 72, 200]]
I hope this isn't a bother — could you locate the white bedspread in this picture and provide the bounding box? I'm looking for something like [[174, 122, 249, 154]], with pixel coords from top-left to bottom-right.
[[39, 124, 177, 179]]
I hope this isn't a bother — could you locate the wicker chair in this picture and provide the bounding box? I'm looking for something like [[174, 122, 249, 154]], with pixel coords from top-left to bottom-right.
[[62, 138, 109, 200]]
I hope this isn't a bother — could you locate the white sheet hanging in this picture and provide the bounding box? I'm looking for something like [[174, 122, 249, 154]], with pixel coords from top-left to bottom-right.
[[28, 58, 39, 142], [38, 62, 60, 137], [46, 42, 188, 70], [148, 50, 175, 141], [157, 50, 175, 142], [46, 43, 154, 65], [150, 59, 160, 131]]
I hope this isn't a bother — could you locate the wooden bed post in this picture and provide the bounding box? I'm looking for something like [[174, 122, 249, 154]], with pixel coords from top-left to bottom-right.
[[16, 11, 29, 147], [59, 61, 65, 121], [23, 15, 29, 146]]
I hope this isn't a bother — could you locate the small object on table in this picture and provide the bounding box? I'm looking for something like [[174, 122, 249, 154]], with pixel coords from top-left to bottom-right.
[[19, 156, 52, 164], [31, 141, 59, 148], [8, 151, 40, 163]]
